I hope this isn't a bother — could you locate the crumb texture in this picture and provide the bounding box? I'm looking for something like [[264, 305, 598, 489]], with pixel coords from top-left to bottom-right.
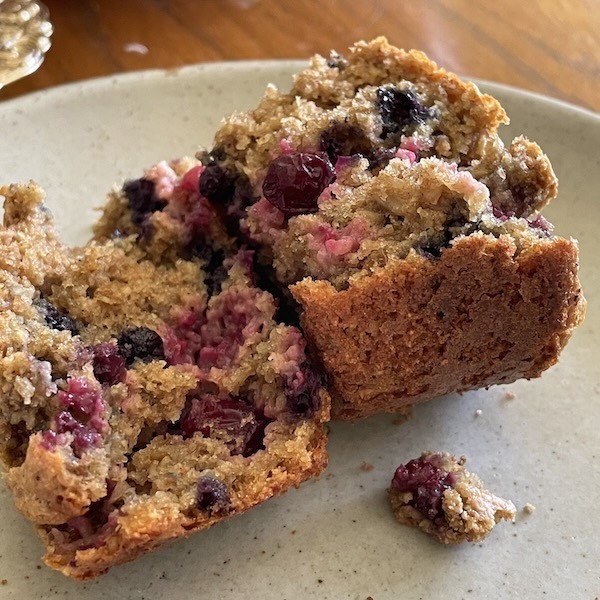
[[0, 182, 329, 579], [389, 452, 516, 543], [182, 37, 584, 418]]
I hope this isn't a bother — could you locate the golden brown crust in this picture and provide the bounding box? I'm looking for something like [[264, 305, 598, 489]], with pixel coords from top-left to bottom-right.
[[292, 233, 585, 419], [42, 417, 328, 579]]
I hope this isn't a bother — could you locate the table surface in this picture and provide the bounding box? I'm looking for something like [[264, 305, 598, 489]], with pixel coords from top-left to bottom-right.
[[1, 0, 599, 112]]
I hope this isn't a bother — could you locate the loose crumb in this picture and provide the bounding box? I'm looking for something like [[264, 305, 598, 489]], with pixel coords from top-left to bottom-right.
[[504, 390, 516, 400], [360, 462, 374, 471], [1, 579, 7, 585], [523, 503, 536, 514], [123, 42, 149, 55], [475, 409, 483, 417]]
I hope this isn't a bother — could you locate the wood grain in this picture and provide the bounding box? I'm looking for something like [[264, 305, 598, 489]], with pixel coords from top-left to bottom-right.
[[1, 0, 599, 111]]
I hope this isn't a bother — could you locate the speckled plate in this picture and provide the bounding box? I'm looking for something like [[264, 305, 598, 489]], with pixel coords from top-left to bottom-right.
[[0, 63, 598, 599]]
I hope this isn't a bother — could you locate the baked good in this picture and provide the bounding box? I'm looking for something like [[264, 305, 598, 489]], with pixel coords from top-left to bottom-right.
[[0, 179, 329, 579], [195, 37, 585, 418], [389, 452, 516, 543]]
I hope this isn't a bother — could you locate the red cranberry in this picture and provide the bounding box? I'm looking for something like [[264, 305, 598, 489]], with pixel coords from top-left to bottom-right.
[[179, 394, 259, 456], [92, 342, 126, 386], [262, 152, 335, 216], [181, 165, 204, 192]]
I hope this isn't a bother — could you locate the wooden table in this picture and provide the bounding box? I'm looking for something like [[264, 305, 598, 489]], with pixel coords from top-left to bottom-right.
[[2, 0, 600, 112]]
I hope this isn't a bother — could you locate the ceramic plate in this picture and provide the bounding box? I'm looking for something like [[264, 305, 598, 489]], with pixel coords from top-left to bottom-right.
[[0, 63, 598, 599]]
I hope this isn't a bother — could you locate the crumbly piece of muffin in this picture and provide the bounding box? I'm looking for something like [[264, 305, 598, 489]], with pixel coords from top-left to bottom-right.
[[0, 182, 329, 579], [389, 452, 516, 543], [189, 37, 583, 418]]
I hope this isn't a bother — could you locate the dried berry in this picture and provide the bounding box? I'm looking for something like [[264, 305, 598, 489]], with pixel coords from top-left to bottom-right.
[[262, 152, 335, 216], [34, 297, 81, 335], [391, 455, 459, 520], [179, 394, 260, 455], [117, 327, 165, 366], [377, 87, 429, 139], [123, 178, 166, 225], [199, 161, 236, 205], [285, 364, 322, 418], [320, 122, 372, 162], [196, 476, 231, 513], [91, 342, 127, 386]]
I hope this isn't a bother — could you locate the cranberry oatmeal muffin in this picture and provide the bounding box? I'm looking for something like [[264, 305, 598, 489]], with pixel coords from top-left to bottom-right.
[[0, 180, 329, 579], [96, 37, 584, 419], [389, 452, 516, 543]]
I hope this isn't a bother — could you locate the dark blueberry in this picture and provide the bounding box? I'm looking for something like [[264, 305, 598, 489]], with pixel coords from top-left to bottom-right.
[[285, 363, 322, 418], [91, 342, 127, 386], [117, 327, 165, 366], [190, 246, 228, 296], [417, 245, 443, 260], [122, 178, 166, 225], [196, 476, 231, 513], [262, 152, 335, 216], [391, 455, 458, 520], [326, 53, 348, 70], [199, 161, 236, 205], [377, 87, 430, 139], [199, 147, 227, 166], [367, 147, 397, 170], [320, 122, 372, 162], [34, 297, 81, 335]]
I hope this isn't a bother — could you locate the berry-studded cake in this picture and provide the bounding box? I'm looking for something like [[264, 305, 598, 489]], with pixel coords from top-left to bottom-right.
[[97, 37, 584, 419], [0, 180, 329, 579], [389, 452, 516, 543]]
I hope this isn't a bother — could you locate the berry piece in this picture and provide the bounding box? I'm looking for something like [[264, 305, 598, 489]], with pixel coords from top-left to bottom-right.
[[377, 87, 429, 139], [91, 342, 127, 386], [190, 246, 227, 297], [285, 364, 322, 418], [320, 122, 372, 162], [181, 165, 204, 193], [391, 454, 459, 520], [199, 161, 236, 205], [123, 178, 166, 225], [53, 378, 107, 458], [179, 394, 260, 456], [196, 476, 231, 513], [368, 147, 397, 170], [34, 297, 81, 335], [262, 152, 335, 216], [117, 327, 165, 366]]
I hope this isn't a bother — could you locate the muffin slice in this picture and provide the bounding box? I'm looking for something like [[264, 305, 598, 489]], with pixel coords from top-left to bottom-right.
[[0, 181, 329, 579], [184, 37, 583, 418]]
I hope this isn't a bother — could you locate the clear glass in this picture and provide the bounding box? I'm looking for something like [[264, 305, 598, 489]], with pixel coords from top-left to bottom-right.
[[0, 0, 52, 90]]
